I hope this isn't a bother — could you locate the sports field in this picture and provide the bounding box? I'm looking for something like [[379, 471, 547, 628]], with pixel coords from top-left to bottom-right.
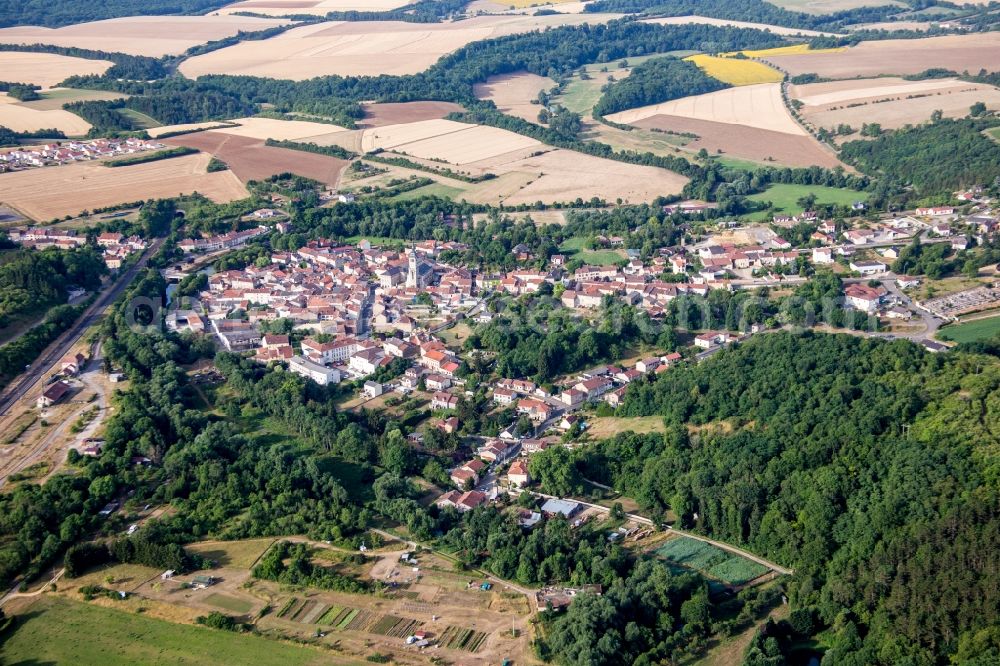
[[937, 315, 1000, 344], [0, 597, 330, 665]]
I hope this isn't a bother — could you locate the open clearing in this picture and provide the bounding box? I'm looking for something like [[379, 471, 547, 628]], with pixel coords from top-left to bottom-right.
[[791, 76, 1000, 136], [607, 83, 806, 135], [764, 33, 1000, 78], [655, 536, 770, 586], [587, 416, 667, 438], [475, 72, 555, 123], [0, 15, 290, 58], [0, 93, 92, 134], [16, 88, 126, 110], [642, 15, 835, 37], [359, 101, 465, 127], [0, 51, 111, 88], [0, 153, 248, 221], [179, 13, 621, 79], [685, 54, 784, 86], [748, 183, 863, 214], [1, 597, 328, 666], [214, 0, 415, 16], [162, 132, 350, 185], [632, 114, 842, 168]]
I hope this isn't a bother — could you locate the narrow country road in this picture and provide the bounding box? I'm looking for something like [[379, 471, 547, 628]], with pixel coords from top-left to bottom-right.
[[0, 238, 163, 418]]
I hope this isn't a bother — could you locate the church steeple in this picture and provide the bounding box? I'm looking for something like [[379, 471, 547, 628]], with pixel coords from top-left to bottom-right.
[[406, 245, 418, 288]]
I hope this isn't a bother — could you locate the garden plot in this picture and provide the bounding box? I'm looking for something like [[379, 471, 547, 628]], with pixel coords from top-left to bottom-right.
[[655, 536, 769, 586]]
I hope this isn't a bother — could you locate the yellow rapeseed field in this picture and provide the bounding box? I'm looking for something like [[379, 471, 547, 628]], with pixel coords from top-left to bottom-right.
[[684, 54, 784, 86]]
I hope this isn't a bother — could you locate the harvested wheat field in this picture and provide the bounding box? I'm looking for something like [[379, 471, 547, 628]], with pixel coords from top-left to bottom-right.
[[632, 114, 843, 168], [0, 15, 290, 58], [642, 16, 835, 37], [214, 0, 414, 16], [0, 94, 91, 135], [359, 101, 465, 128], [792, 77, 1000, 134], [475, 72, 555, 123], [210, 116, 348, 141], [608, 83, 805, 135], [162, 132, 349, 185], [0, 52, 111, 89], [764, 33, 1000, 78], [343, 119, 541, 163], [179, 13, 620, 79], [0, 153, 247, 221], [484, 149, 687, 205]]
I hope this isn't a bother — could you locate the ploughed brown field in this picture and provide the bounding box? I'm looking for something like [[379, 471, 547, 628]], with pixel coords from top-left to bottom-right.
[[632, 114, 844, 169], [764, 33, 1000, 78], [359, 101, 466, 128], [162, 132, 349, 186]]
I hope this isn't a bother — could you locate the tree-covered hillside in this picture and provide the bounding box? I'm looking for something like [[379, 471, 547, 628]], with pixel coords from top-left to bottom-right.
[[593, 56, 728, 118], [0, 1, 230, 28], [554, 333, 1000, 664]]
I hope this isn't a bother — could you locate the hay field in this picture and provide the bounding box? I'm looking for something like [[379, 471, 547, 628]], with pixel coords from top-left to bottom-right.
[[0, 15, 290, 58], [0, 52, 111, 89], [792, 77, 1000, 133], [474, 72, 555, 123], [764, 33, 1000, 78], [0, 94, 91, 135], [17, 88, 125, 111], [607, 83, 806, 135], [162, 132, 349, 185], [179, 13, 621, 79], [211, 117, 348, 141], [0, 153, 248, 221], [359, 101, 465, 127], [642, 16, 835, 37], [214, 0, 414, 16], [685, 55, 784, 86], [633, 114, 842, 168]]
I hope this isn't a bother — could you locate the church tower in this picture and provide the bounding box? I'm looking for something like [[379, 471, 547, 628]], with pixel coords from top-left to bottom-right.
[[406, 246, 418, 288]]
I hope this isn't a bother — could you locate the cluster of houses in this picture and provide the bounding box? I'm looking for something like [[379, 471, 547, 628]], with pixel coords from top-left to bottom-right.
[[0, 137, 164, 172], [8, 227, 146, 270], [177, 226, 270, 253]]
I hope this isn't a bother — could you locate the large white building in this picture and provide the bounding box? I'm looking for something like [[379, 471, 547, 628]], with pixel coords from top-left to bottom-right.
[[289, 356, 341, 386]]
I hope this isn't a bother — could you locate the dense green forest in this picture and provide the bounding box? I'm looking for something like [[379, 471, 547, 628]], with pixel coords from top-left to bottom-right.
[[538, 333, 1000, 664], [593, 56, 728, 117], [0, 0, 231, 28], [839, 117, 1000, 201], [0, 247, 105, 326], [583, 0, 904, 31]]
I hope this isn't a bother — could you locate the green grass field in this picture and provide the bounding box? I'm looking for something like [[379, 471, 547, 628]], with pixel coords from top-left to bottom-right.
[[579, 250, 625, 265], [986, 127, 1000, 145], [204, 593, 254, 614], [118, 108, 161, 129], [937, 315, 1000, 343], [747, 183, 865, 216], [1, 597, 330, 665]]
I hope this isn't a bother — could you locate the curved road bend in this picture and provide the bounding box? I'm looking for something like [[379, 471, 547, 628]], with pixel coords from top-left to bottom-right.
[[0, 239, 164, 418]]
